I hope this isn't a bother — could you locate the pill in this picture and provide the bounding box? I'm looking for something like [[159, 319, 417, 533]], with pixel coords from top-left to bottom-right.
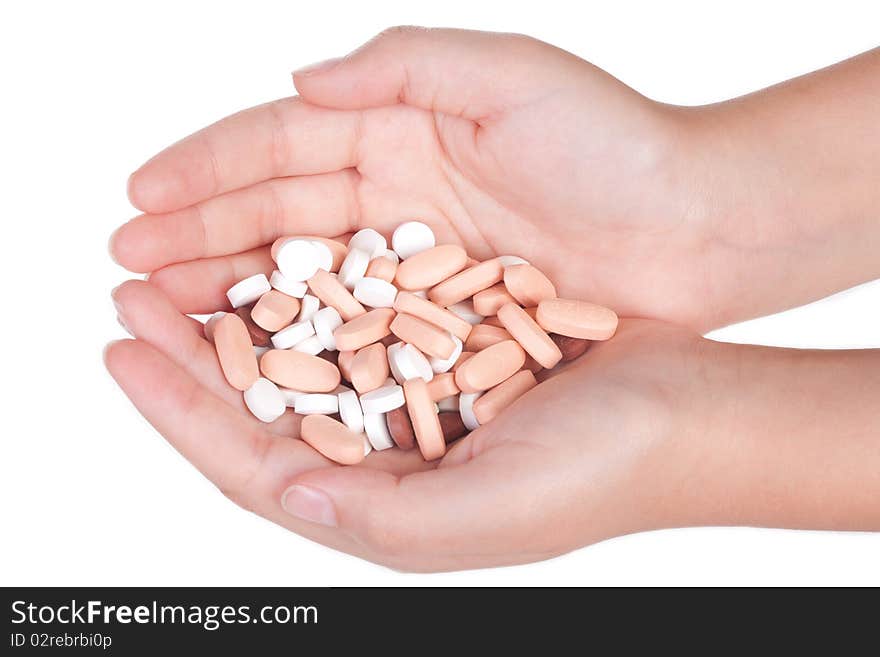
[[270, 270, 308, 298], [365, 256, 398, 283], [312, 306, 343, 351], [472, 283, 517, 317], [337, 247, 370, 290], [350, 343, 390, 394], [362, 435, 373, 457], [496, 303, 562, 369], [279, 387, 306, 407], [403, 378, 445, 460], [275, 239, 322, 282], [394, 244, 468, 290], [437, 396, 459, 412], [294, 393, 339, 415], [385, 406, 416, 449], [452, 351, 475, 371], [348, 228, 388, 258], [454, 340, 525, 393], [291, 334, 324, 356], [229, 307, 272, 347], [459, 392, 482, 431], [270, 320, 315, 349], [536, 298, 619, 340], [353, 277, 398, 308], [364, 412, 395, 451], [359, 383, 405, 414], [438, 412, 468, 443], [392, 221, 436, 259], [427, 372, 460, 401], [464, 324, 514, 351], [337, 389, 364, 433], [307, 269, 366, 321], [250, 290, 301, 332], [550, 333, 591, 361], [254, 345, 269, 361], [496, 255, 530, 268], [337, 350, 356, 381], [390, 313, 457, 360], [333, 308, 396, 351], [472, 370, 537, 425], [260, 349, 341, 392], [271, 236, 348, 272], [428, 334, 463, 373], [387, 342, 434, 383], [393, 291, 472, 342], [309, 240, 334, 272], [379, 248, 400, 265], [297, 294, 320, 322], [203, 311, 226, 342], [213, 313, 260, 391], [446, 300, 484, 325], [300, 414, 365, 465], [242, 377, 286, 423], [226, 273, 271, 309], [503, 264, 557, 307], [428, 258, 504, 307]]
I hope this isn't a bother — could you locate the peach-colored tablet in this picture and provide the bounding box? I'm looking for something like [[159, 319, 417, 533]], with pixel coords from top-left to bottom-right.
[[426, 372, 459, 402], [473, 284, 517, 317], [271, 235, 348, 272], [551, 333, 591, 361], [464, 324, 514, 351], [472, 370, 537, 424], [213, 313, 260, 391], [403, 378, 446, 461], [438, 412, 468, 443], [333, 308, 396, 352], [503, 264, 557, 307], [350, 343, 389, 394], [393, 291, 472, 342], [496, 303, 563, 369], [536, 298, 618, 340], [394, 245, 468, 291], [427, 258, 504, 307], [300, 414, 365, 465], [390, 313, 457, 360], [454, 340, 525, 393], [250, 290, 301, 332], [385, 406, 415, 450], [452, 351, 475, 372], [306, 269, 366, 321], [233, 307, 273, 347], [365, 256, 397, 283], [260, 349, 341, 392], [337, 350, 356, 381]]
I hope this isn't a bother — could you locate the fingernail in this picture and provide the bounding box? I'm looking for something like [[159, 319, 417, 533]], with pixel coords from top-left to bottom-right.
[[108, 226, 122, 265], [281, 485, 337, 527], [293, 57, 342, 77], [117, 314, 133, 337]]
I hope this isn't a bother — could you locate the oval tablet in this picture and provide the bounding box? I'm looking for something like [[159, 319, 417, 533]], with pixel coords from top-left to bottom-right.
[[333, 308, 396, 352], [251, 290, 301, 332], [392, 221, 435, 259], [472, 284, 517, 317], [472, 370, 537, 425], [294, 393, 339, 415], [446, 300, 484, 326], [394, 245, 468, 291], [365, 256, 397, 283], [454, 340, 525, 393], [213, 313, 260, 391], [404, 378, 446, 461], [260, 349, 341, 392], [428, 258, 504, 307], [270, 320, 315, 349], [364, 412, 395, 451], [226, 273, 271, 309], [390, 313, 457, 360], [387, 342, 433, 383], [270, 270, 308, 298], [338, 389, 364, 433], [350, 343, 389, 394], [496, 303, 562, 369], [300, 414, 365, 465], [427, 372, 460, 402], [291, 334, 324, 356], [337, 350, 356, 381], [297, 294, 320, 322], [312, 306, 343, 351], [464, 324, 513, 351], [393, 291, 472, 342], [353, 277, 398, 308], [243, 377, 286, 423], [307, 269, 366, 321], [359, 384, 405, 415], [337, 248, 371, 289], [503, 264, 557, 307], [536, 298, 619, 340]]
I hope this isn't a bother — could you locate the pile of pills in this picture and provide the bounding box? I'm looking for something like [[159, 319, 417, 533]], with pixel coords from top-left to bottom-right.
[[207, 222, 618, 464]]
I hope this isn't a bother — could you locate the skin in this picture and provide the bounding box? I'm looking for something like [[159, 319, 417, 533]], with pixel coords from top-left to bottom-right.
[[107, 28, 880, 572]]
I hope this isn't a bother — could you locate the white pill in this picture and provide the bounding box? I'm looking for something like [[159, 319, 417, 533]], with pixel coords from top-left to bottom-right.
[[294, 393, 339, 415], [312, 306, 343, 351], [291, 334, 323, 356], [459, 392, 482, 431], [387, 342, 433, 383], [270, 270, 307, 298], [429, 334, 463, 373], [226, 274, 271, 309], [496, 255, 530, 268], [309, 241, 334, 272], [276, 239, 321, 282], [362, 435, 373, 456], [359, 384, 405, 414], [270, 320, 315, 349], [412, 290, 428, 299], [348, 228, 387, 258], [297, 294, 320, 322], [377, 249, 399, 265], [337, 248, 370, 290], [392, 221, 435, 259], [353, 277, 398, 308], [364, 412, 395, 451], [447, 300, 484, 325], [338, 389, 364, 434], [279, 387, 306, 407], [203, 311, 226, 342], [437, 395, 459, 412], [243, 377, 286, 423]]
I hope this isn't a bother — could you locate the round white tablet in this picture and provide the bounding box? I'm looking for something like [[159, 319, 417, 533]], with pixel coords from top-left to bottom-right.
[[279, 387, 306, 407], [243, 378, 286, 423], [270, 270, 307, 298], [348, 228, 387, 258], [309, 241, 334, 272], [429, 334, 463, 373], [359, 384, 405, 414], [364, 412, 395, 450], [204, 311, 226, 342], [294, 393, 339, 415], [377, 249, 399, 265], [446, 300, 484, 325], [392, 221, 435, 259], [276, 239, 321, 282], [297, 294, 320, 322], [387, 343, 434, 383], [496, 255, 530, 268], [437, 395, 459, 412], [291, 334, 324, 356], [353, 277, 398, 308], [337, 248, 370, 290], [270, 320, 315, 349], [312, 306, 343, 351], [459, 392, 482, 431], [338, 389, 364, 434], [226, 274, 271, 309]]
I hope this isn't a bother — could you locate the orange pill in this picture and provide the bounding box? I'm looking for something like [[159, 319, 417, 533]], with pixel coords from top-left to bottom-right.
[[464, 324, 514, 351], [503, 264, 557, 307], [497, 303, 562, 369], [350, 343, 390, 394], [213, 313, 260, 391], [260, 349, 341, 392], [365, 256, 398, 283], [472, 284, 517, 317], [333, 308, 396, 352], [426, 372, 459, 402], [272, 235, 348, 272], [427, 259, 504, 307], [337, 350, 356, 381], [390, 313, 456, 360], [233, 307, 273, 347], [472, 370, 537, 425], [438, 412, 468, 443], [454, 340, 525, 393], [403, 378, 446, 461], [393, 291, 472, 342], [250, 290, 301, 332], [300, 415, 365, 465], [452, 351, 475, 372], [306, 269, 366, 321], [536, 298, 619, 340], [394, 245, 468, 291]]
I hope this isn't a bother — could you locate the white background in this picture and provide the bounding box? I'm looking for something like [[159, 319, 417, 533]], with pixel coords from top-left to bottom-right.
[[1, 0, 878, 586]]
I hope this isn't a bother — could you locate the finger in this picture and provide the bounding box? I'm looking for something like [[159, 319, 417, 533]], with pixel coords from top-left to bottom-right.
[[127, 97, 361, 214], [293, 26, 584, 121], [112, 170, 359, 273]]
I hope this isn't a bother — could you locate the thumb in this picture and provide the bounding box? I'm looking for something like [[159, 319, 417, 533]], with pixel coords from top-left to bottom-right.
[[292, 26, 588, 121]]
